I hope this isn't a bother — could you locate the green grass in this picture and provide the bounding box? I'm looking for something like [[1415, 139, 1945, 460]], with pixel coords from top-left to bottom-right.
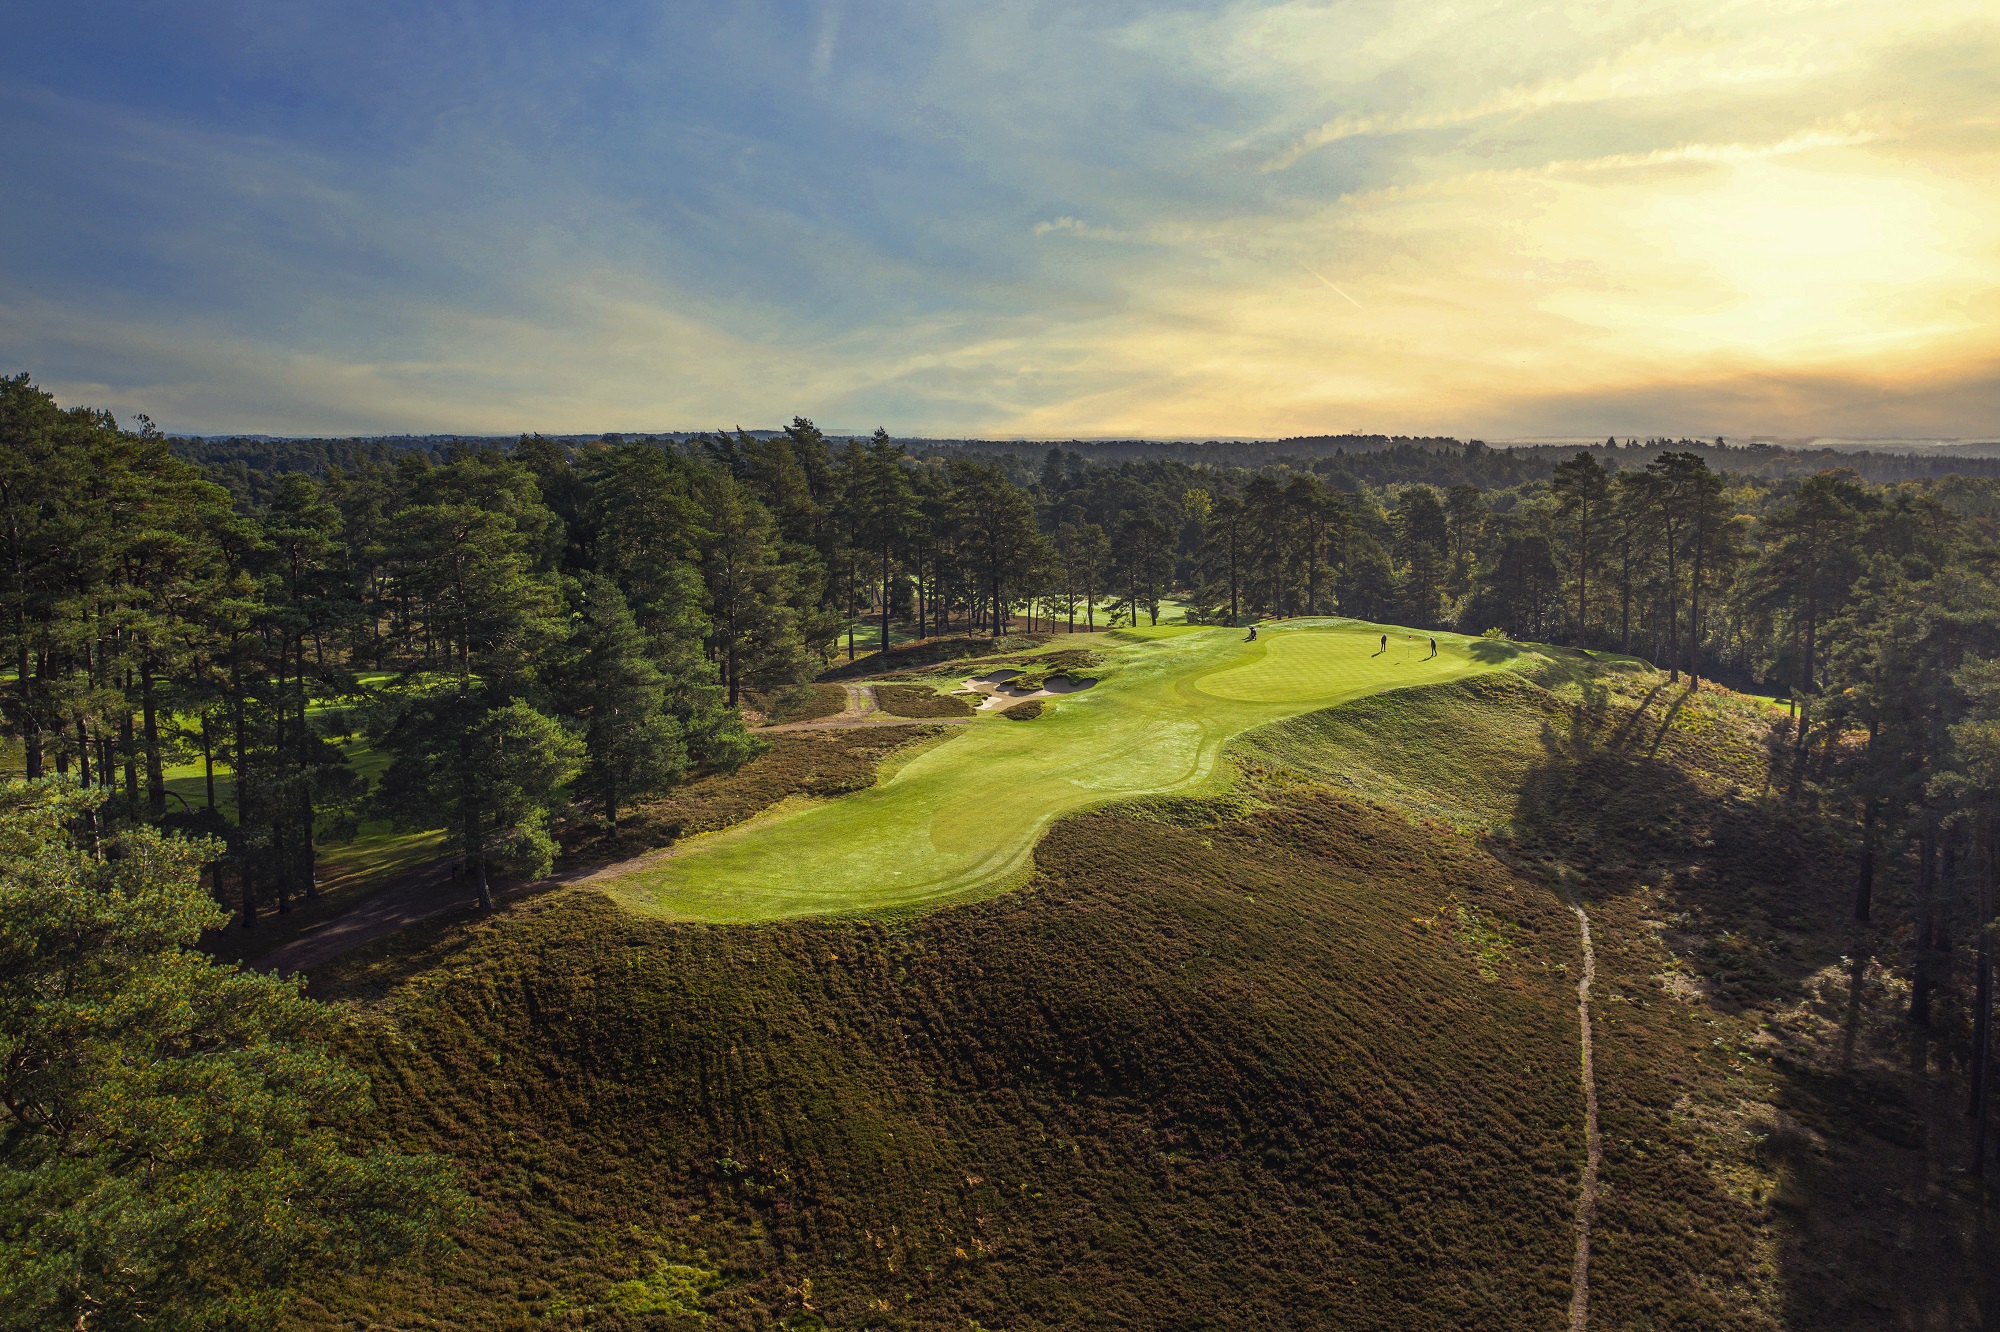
[[603, 620, 1561, 922], [290, 646, 2000, 1329], [164, 733, 439, 907]]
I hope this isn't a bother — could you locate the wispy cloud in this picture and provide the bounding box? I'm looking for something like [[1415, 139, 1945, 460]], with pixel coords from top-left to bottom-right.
[[0, 1, 1995, 438], [1031, 216, 1142, 242]]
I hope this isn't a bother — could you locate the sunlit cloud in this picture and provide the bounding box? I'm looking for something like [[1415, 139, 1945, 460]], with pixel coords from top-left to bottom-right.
[[0, 1, 1995, 438]]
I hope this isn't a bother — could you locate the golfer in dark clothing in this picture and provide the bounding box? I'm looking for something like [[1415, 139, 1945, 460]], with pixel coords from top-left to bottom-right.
[[1429, 636, 1437, 656], [1246, 625, 1258, 641], [1379, 633, 1388, 652]]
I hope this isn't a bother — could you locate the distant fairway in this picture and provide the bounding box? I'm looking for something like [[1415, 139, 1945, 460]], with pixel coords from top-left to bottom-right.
[[602, 620, 1551, 922]]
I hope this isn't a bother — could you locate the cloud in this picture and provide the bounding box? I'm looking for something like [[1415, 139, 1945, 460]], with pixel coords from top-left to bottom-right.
[[0, 0, 1996, 439], [1031, 216, 1142, 242]]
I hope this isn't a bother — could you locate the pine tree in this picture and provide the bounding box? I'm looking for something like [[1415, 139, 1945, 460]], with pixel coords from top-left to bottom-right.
[[697, 473, 807, 705], [1551, 451, 1611, 648], [553, 576, 686, 829], [0, 781, 464, 1326]]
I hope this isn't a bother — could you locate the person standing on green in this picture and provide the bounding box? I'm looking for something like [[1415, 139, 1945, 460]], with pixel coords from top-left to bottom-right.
[[1379, 633, 1388, 653]]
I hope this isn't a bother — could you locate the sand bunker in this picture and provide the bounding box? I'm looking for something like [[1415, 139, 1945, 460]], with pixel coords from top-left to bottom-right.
[[962, 670, 1098, 710]]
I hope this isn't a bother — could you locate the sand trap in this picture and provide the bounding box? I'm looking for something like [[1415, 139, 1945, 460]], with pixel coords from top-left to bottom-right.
[[962, 671, 1096, 710]]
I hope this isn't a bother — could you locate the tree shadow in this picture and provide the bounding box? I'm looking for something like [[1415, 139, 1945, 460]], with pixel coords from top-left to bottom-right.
[[1500, 682, 1996, 1329], [1464, 638, 1525, 665]]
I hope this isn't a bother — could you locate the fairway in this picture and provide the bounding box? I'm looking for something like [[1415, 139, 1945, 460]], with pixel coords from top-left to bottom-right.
[[603, 621, 1547, 922]]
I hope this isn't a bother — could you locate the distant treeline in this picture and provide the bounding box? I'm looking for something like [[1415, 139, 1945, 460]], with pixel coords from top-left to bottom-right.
[[177, 430, 2000, 501]]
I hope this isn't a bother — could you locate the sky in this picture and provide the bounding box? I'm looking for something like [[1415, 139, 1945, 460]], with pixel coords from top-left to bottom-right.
[[1, 1, 1996, 440]]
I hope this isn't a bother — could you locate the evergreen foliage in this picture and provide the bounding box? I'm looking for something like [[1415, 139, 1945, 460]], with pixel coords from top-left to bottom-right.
[[0, 781, 462, 1329]]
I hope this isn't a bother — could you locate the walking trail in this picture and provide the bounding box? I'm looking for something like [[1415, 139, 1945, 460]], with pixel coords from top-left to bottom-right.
[[1568, 903, 1602, 1332]]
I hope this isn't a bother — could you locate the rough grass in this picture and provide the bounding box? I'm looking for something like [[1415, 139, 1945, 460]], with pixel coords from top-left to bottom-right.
[[296, 786, 1585, 1331], [746, 683, 849, 725], [871, 684, 975, 719], [819, 634, 1051, 681], [1002, 698, 1043, 721], [285, 648, 1996, 1329]]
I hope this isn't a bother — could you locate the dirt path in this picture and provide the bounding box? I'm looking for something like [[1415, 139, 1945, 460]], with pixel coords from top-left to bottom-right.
[[251, 860, 549, 975], [1568, 903, 1602, 1332], [757, 684, 973, 732]]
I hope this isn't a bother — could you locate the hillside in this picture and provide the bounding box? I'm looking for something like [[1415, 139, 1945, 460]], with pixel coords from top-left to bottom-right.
[[290, 653, 1992, 1330]]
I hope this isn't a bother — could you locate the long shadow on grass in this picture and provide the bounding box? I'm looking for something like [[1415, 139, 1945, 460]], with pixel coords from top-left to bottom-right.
[[1503, 682, 1995, 1330]]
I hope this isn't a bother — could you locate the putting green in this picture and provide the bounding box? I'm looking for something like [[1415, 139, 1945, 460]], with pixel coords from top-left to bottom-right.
[[602, 621, 1549, 922]]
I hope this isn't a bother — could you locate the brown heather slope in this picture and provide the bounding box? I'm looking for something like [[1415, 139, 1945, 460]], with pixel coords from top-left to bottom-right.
[[290, 668, 1996, 1329]]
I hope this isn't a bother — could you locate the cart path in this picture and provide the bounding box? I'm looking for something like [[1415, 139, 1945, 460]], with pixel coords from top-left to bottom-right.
[[251, 857, 566, 976], [1569, 903, 1602, 1332]]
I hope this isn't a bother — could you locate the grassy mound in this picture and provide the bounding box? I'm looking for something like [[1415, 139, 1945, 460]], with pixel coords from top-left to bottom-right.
[[297, 786, 1585, 1331], [603, 623, 1545, 922], [1002, 698, 1043, 720], [289, 653, 1997, 1329], [871, 684, 975, 719]]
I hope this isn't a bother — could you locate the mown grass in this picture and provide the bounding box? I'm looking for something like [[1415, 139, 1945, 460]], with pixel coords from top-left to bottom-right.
[[558, 728, 950, 864], [604, 623, 1546, 922], [263, 639, 1996, 1327]]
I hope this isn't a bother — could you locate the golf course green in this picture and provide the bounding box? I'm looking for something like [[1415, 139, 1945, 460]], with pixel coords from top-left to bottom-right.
[[603, 620, 1554, 922]]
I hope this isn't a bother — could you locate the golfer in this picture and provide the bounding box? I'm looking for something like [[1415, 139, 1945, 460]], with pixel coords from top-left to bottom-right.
[[1246, 625, 1258, 641], [1379, 633, 1387, 652], [1429, 636, 1437, 655]]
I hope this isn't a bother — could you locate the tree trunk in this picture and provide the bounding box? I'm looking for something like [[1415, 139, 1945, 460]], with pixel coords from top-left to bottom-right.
[[142, 660, 167, 816], [120, 709, 139, 808], [17, 641, 39, 779], [298, 638, 317, 900], [1856, 796, 1878, 922], [1911, 816, 1939, 1027], [1687, 525, 1704, 686], [1229, 535, 1239, 625], [201, 712, 217, 811], [1619, 560, 1630, 654], [466, 794, 494, 909], [1973, 821, 1995, 1178], [1576, 513, 1588, 649]]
